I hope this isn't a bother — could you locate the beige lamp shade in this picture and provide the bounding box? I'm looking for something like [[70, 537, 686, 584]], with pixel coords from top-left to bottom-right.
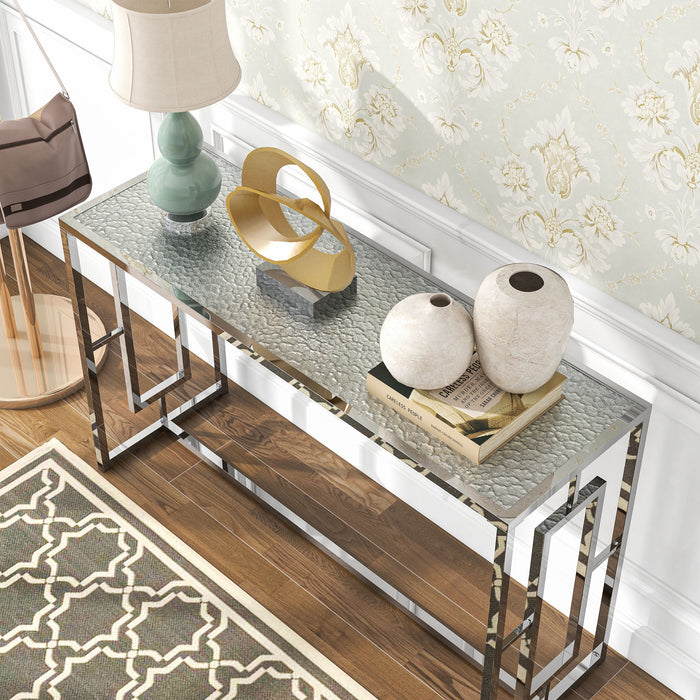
[[109, 0, 242, 112]]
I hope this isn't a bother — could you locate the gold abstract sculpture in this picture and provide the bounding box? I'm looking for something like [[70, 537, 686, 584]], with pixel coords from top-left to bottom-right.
[[226, 148, 356, 293]]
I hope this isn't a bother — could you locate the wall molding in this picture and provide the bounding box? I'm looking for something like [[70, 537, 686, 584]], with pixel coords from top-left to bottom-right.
[[206, 94, 700, 415]]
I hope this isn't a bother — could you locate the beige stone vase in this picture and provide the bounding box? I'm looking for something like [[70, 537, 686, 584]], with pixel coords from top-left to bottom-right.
[[473, 263, 574, 394], [379, 292, 474, 390]]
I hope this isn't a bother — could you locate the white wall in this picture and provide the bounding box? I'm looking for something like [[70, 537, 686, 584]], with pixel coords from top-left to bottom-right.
[[1, 1, 698, 696]]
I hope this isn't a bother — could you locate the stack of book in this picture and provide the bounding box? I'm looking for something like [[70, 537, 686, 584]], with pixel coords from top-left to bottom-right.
[[367, 355, 565, 464]]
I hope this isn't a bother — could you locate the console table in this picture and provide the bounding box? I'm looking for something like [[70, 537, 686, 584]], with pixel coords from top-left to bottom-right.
[[59, 151, 650, 699]]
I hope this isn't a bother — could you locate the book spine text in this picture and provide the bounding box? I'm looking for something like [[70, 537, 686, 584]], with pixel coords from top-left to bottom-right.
[[366, 373, 479, 462]]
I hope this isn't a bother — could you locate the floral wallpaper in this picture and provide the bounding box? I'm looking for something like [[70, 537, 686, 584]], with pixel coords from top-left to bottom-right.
[[80, 0, 700, 341]]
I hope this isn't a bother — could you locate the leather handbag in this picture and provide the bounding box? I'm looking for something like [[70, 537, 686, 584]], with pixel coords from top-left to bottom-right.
[[0, 0, 91, 229]]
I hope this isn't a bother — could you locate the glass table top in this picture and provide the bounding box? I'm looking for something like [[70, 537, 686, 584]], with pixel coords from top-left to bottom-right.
[[61, 152, 647, 519]]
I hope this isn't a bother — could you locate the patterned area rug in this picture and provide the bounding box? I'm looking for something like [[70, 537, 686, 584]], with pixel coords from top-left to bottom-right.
[[0, 439, 376, 699]]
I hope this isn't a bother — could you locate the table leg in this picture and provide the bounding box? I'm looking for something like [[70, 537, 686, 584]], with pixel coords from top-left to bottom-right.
[[514, 477, 606, 698], [501, 419, 649, 699], [111, 264, 191, 413], [482, 523, 511, 698], [61, 228, 111, 469], [593, 420, 648, 656], [62, 225, 229, 471]]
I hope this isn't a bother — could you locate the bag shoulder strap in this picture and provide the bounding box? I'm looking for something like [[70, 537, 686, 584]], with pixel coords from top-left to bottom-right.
[[12, 0, 69, 99]]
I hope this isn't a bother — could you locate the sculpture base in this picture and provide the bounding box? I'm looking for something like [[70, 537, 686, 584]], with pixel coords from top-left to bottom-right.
[[256, 263, 357, 318], [0, 294, 107, 408]]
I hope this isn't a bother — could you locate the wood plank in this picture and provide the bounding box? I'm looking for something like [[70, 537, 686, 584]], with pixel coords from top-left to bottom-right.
[[409, 650, 484, 700], [0, 443, 19, 469], [0, 399, 95, 461], [175, 411, 234, 453], [591, 661, 682, 699], [566, 649, 628, 699]]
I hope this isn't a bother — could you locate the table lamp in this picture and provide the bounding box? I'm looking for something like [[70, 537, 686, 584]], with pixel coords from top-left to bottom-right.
[[109, 0, 241, 230]]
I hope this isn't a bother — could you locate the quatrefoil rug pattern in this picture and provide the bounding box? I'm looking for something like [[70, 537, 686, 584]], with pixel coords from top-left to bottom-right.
[[0, 439, 375, 700]]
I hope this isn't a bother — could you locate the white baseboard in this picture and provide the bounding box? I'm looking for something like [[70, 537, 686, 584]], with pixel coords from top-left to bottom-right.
[[612, 560, 700, 699]]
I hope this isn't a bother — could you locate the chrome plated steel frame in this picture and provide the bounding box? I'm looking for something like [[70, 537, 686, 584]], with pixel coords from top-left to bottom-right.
[[61, 230, 228, 471], [480, 422, 648, 699], [61, 221, 650, 699]]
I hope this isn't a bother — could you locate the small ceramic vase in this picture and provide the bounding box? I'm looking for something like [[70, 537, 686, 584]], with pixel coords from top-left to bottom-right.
[[473, 263, 573, 394], [379, 292, 474, 390]]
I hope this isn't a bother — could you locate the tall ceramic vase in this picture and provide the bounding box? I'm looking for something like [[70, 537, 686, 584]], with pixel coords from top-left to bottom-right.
[[380, 292, 474, 390], [473, 263, 573, 394]]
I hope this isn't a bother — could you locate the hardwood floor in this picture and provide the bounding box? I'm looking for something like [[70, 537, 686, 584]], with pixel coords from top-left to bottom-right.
[[0, 237, 680, 699]]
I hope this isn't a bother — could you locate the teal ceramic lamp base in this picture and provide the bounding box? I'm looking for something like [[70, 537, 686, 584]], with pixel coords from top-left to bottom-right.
[[147, 111, 221, 230]]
